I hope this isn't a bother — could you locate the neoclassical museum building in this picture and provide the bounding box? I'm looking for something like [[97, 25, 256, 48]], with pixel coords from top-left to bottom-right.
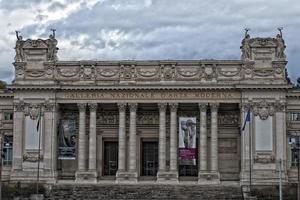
[[0, 30, 299, 186]]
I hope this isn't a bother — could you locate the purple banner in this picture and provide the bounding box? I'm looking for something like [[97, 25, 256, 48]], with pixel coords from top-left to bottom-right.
[[179, 117, 197, 165]]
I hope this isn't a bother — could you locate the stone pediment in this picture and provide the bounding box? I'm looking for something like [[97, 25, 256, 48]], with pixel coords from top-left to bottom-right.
[[22, 39, 49, 49], [249, 37, 277, 48]]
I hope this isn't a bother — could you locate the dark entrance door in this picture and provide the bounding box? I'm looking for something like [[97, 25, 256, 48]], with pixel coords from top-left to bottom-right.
[[142, 141, 158, 176], [103, 141, 118, 176]]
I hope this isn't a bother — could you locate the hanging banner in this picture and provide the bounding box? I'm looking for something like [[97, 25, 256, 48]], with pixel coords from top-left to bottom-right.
[[58, 119, 77, 160], [179, 117, 197, 165]]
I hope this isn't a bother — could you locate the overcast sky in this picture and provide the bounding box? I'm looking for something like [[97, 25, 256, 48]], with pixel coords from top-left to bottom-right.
[[0, 0, 300, 83]]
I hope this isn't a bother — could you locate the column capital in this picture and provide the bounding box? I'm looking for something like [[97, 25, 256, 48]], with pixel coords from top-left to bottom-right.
[[118, 103, 127, 112], [128, 103, 138, 112], [14, 101, 25, 112], [169, 103, 178, 112], [210, 103, 219, 112], [158, 103, 167, 111], [88, 103, 98, 111], [78, 103, 87, 112], [198, 103, 208, 112]]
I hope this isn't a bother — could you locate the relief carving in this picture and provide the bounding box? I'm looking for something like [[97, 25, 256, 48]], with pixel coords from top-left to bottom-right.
[[57, 66, 80, 78], [203, 64, 217, 80], [136, 66, 159, 78], [274, 100, 285, 112], [252, 100, 275, 120], [161, 65, 175, 80], [97, 112, 118, 125], [46, 65, 54, 76], [217, 66, 241, 77], [24, 103, 43, 120], [44, 103, 55, 112], [80, 65, 95, 80], [120, 65, 135, 80], [26, 70, 45, 78], [253, 68, 274, 77], [23, 153, 43, 162], [97, 66, 119, 78], [15, 64, 25, 76], [176, 66, 200, 78]]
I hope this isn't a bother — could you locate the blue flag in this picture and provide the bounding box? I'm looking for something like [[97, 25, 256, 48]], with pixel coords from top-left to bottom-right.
[[241, 109, 251, 132], [36, 108, 41, 132]]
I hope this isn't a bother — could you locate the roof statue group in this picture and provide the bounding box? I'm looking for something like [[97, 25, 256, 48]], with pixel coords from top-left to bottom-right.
[[241, 28, 286, 60], [14, 28, 286, 62], [14, 29, 58, 62]]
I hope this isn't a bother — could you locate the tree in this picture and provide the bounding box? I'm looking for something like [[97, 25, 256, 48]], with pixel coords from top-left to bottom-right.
[[0, 80, 6, 89], [297, 77, 300, 88]]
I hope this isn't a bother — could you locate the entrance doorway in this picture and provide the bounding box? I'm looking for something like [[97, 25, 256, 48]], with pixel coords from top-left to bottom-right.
[[103, 141, 118, 176], [141, 141, 158, 176]]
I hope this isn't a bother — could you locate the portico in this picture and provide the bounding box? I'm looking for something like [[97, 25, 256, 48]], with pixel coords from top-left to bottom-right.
[[2, 31, 292, 187], [52, 94, 240, 183]]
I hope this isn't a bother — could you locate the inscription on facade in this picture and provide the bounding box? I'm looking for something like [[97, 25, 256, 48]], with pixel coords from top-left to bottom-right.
[[62, 91, 241, 100]]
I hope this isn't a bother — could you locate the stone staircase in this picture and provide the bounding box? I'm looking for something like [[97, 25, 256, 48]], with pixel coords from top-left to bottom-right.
[[47, 184, 244, 200]]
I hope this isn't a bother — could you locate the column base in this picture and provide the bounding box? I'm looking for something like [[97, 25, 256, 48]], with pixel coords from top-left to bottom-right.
[[75, 170, 97, 183], [115, 171, 138, 183], [157, 171, 178, 183], [198, 171, 220, 184]]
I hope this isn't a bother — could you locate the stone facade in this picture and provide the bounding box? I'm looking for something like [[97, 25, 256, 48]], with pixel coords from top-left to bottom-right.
[[0, 31, 299, 187]]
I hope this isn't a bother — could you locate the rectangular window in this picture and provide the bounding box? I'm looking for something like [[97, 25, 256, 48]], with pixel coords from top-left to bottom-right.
[[290, 136, 300, 167], [3, 135, 13, 165], [3, 112, 13, 121], [290, 113, 300, 121]]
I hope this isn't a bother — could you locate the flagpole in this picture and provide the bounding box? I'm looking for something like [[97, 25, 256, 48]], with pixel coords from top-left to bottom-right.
[[36, 106, 42, 194], [249, 109, 252, 196]]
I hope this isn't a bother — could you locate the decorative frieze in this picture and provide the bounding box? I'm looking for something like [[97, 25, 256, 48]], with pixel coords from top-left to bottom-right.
[[13, 60, 287, 84]]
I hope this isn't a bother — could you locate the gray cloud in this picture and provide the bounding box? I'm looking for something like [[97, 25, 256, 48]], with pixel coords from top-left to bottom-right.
[[1, 0, 300, 82]]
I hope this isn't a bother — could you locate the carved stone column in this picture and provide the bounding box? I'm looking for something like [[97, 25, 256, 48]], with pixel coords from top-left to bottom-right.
[[88, 103, 98, 181], [209, 103, 220, 183], [198, 103, 208, 178], [127, 103, 138, 182], [116, 103, 127, 182], [169, 103, 178, 173], [76, 103, 87, 181], [11, 102, 25, 177], [158, 103, 167, 172], [157, 103, 178, 182]]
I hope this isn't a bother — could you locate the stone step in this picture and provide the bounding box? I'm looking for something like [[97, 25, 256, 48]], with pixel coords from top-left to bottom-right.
[[47, 184, 244, 200]]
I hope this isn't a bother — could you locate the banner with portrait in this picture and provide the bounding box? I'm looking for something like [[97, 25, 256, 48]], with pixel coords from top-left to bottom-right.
[[58, 119, 77, 160], [179, 117, 197, 165]]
